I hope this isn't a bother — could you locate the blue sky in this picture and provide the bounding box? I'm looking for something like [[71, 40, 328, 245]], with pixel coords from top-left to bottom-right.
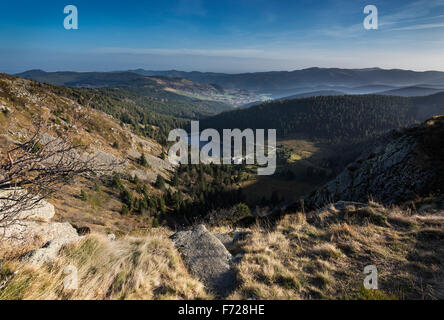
[[1, 0, 444, 73]]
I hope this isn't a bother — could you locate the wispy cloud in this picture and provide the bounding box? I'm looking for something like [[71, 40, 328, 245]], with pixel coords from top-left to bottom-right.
[[93, 47, 265, 58], [318, 0, 444, 38], [319, 23, 364, 39], [391, 22, 444, 31], [381, 0, 444, 27]]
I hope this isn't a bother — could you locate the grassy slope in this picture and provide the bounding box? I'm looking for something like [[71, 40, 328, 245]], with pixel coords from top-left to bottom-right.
[[2, 201, 442, 300], [0, 74, 170, 236], [230, 201, 444, 300], [1, 231, 210, 300]]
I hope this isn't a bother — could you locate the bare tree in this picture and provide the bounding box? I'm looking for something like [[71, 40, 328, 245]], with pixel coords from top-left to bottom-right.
[[0, 120, 115, 239]]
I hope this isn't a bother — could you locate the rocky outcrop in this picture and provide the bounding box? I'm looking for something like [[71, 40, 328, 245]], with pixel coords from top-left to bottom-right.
[[22, 201, 55, 222], [1, 189, 81, 265], [19, 224, 80, 264], [0, 189, 55, 222], [4, 220, 77, 244], [303, 116, 444, 209], [170, 225, 236, 297]]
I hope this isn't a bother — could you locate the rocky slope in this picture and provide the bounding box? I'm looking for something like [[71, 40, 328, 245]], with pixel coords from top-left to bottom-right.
[[0, 73, 174, 179], [0, 73, 174, 234], [302, 116, 444, 210]]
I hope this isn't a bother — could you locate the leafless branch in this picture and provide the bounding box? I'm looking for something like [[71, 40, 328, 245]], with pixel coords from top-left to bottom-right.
[[0, 118, 118, 240]]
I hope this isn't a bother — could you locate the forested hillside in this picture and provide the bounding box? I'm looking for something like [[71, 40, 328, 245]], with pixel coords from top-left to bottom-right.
[[22, 80, 188, 144], [201, 94, 444, 143]]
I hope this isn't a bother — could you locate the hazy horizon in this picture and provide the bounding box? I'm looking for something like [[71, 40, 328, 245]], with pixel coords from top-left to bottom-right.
[[9, 66, 444, 75]]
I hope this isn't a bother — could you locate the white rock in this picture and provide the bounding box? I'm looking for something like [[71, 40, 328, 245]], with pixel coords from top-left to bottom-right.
[[2, 221, 78, 247], [107, 233, 116, 241], [0, 188, 55, 222], [20, 224, 80, 265]]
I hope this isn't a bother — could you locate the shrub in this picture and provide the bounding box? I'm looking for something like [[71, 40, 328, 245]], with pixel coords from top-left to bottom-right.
[[171, 174, 179, 187], [121, 204, 129, 215], [139, 153, 148, 167], [236, 203, 252, 218], [353, 284, 397, 300], [80, 190, 88, 202], [31, 143, 42, 154]]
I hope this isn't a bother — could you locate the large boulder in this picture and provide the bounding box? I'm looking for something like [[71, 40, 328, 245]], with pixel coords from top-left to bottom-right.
[[170, 225, 236, 297], [20, 223, 80, 265], [0, 188, 80, 264], [5, 221, 80, 263]]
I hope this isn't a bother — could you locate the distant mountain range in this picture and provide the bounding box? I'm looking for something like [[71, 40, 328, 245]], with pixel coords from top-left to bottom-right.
[[127, 67, 444, 98], [14, 68, 444, 111], [379, 86, 444, 97], [15, 70, 268, 108], [275, 86, 444, 101]]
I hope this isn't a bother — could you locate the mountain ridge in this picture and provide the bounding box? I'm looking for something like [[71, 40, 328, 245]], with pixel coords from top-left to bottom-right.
[[128, 67, 444, 96], [17, 68, 444, 100], [15, 70, 267, 108]]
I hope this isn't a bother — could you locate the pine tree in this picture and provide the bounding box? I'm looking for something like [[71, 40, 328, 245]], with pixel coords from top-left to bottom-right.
[[154, 174, 166, 190], [139, 153, 148, 167], [158, 197, 166, 215], [120, 188, 133, 210], [171, 174, 179, 187]]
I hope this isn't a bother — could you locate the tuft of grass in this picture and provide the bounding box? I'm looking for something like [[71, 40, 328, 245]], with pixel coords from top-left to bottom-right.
[[311, 244, 342, 260], [351, 285, 397, 300]]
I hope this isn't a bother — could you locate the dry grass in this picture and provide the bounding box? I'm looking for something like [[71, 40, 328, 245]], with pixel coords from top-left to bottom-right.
[[229, 203, 444, 300], [0, 229, 210, 300], [2, 202, 443, 300]]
